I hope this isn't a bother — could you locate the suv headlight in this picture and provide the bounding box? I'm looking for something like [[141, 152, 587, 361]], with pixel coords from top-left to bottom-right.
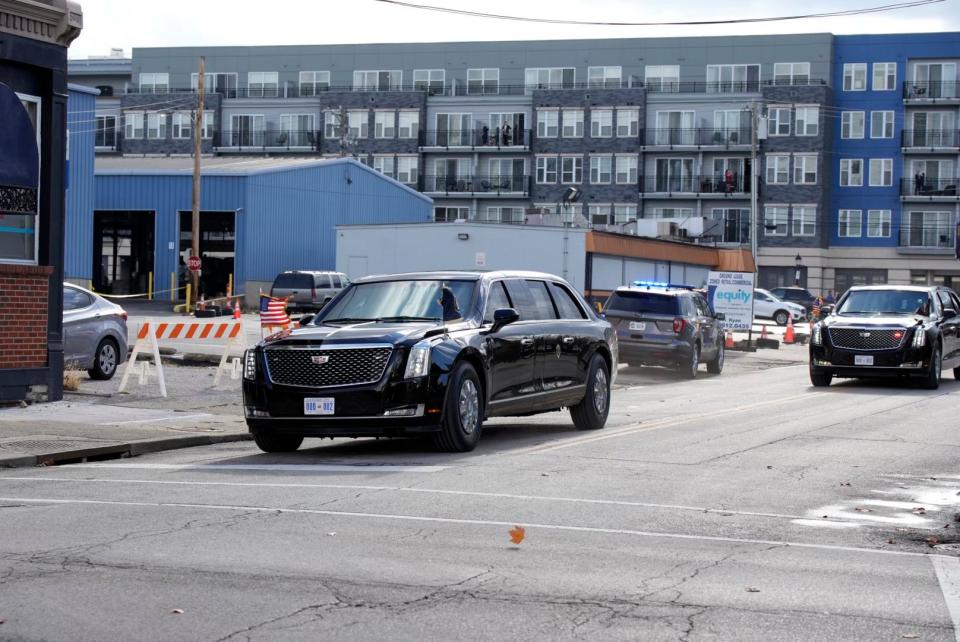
[[243, 349, 257, 380], [404, 341, 432, 379], [912, 327, 926, 348], [811, 324, 823, 346]]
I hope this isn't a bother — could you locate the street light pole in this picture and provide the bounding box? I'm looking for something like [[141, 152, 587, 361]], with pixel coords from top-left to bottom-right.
[[747, 101, 760, 349]]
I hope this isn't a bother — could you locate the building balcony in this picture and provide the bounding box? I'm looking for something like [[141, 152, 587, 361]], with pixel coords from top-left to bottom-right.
[[897, 228, 956, 255], [901, 129, 960, 151], [421, 174, 531, 197], [641, 174, 750, 197], [900, 178, 959, 200], [642, 127, 751, 149], [420, 129, 531, 150], [213, 129, 321, 152], [903, 81, 960, 103], [123, 85, 426, 98]]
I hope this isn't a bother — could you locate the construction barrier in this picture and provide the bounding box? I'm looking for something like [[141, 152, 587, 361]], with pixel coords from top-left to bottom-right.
[[118, 319, 245, 397]]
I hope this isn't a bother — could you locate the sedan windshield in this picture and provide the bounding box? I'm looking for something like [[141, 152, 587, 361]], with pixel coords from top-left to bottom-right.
[[318, 280, 476, 324], [837, 290, 932, 316]]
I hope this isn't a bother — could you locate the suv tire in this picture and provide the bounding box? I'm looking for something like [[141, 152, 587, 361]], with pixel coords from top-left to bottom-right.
[[89, 338, 120, 380], [433, 362, 483, 452], [921, 343, 942, 390], [774, 310, 789, 326], [681, 344, 700, 379], [706, 340, 724, 374], [252, 429, 304, 453], [570, 354, 610, 431]]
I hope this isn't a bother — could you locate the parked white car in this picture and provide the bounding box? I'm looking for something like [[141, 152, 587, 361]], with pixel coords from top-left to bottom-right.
[[753, 289, 807, 326]]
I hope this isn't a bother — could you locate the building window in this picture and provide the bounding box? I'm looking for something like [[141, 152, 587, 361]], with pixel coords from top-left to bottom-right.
[[396, 156, 418, 184], [588, 66, 622, 88], [193, 72, 238, 96], [467, 68, 499, 95], [373, 155, 396, 178], [838, 269, 889, 291], [793, 205, 817, 236], [298, 71, 330, 96], [139, 72, 169, 93], [867, 209, 892, 237], [841, 111, 865, 139], [768, 106, 791, 136], [561, 108, 584, 138], [413, 69, 445, 94], [483, 206, 524, 224], [230, 114, 265, 146], [537, 109, 558, 138], [870, 111, 895, 139], [348, 110, 369, 138], [590, 108, 613, 137], [279, 114, 314, 146], [645, 65, 680, 92], [764, 206, 789, 236], [651, 208, 693, 218], [655, 111, 695, 145], [706, 64, 760, 92], [794, 105, 819, 136], [838, 209, 863, 237], [793, 154, 817, 185], [353, 70, 402, 91], [374, 110, 396, 138], [840, 159, 863, 186], [435, 206, 470, 222], [872, 62, 896, 91], [200, 111, 215, 139], [907, 210, 954, 248], [324, 110, 341, 139], [616, 107, 640, 137], [869, 158, 893, 186], [765, 154, 790, 185], [773, 62, 810, 85], [590, 156, 612, 184], [843, 63, 867, 91], [247, 71, 278, 97], [172, 112, 192, 139], [561, 156, 583, 184], [525, 67, 575, 92], [613, 204, 638, 224], [536, 156, 558, 184], [124, 111, 144, 139], [615, 155, 638, 184], [398, 111, 420, 139], [589, 204, 612, 226], [95, 115, 117, 148], [146, 112, 166, 139]]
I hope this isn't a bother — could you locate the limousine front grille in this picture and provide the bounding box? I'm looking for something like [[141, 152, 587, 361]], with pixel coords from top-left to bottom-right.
[[264, 347, 392, 387], [828, 327, 907, 351]]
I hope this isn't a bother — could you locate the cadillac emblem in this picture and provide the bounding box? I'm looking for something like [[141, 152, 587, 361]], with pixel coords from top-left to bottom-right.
[[311, 355, 330, 365], [859, 332, 871, 338]]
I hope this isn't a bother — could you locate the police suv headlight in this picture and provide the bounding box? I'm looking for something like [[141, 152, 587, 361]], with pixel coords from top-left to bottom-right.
[[404, 341, 432, 379], [912, 327, 926, 348], [243, 350, 257, 380], [811, 324, 823, 346]]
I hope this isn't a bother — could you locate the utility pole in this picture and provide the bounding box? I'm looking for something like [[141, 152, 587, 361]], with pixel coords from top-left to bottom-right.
[[747, 101, 760, 348], [191, 57, 205, 305]]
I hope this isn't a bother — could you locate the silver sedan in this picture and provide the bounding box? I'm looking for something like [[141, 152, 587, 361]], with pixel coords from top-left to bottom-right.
[[63, 283, 129, 380]]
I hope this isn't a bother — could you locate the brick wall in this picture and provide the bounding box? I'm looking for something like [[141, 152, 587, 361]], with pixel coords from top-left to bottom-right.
[[0, 264, 52, 369]]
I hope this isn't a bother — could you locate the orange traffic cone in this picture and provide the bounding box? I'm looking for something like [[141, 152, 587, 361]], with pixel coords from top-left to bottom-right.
[[724, 331, 734, 349], [784, 314, 795, 344], [233, 297, 242, 319]]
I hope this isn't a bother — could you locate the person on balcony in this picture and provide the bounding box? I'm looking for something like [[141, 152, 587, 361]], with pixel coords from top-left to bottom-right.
[[724, 168, 734, 195]]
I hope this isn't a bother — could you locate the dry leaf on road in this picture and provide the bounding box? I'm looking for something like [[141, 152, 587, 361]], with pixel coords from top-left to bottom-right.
[[170, 609, 184, 615], [509, 526, 526, 545]]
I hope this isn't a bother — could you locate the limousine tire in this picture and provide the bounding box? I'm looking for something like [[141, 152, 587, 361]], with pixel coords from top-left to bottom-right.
[[433, 362, 483, 453], [570, 354, 610, 431], [252, 429, 304, 453]]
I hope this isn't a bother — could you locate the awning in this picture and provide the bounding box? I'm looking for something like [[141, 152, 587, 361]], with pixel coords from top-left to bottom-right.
[[0, 82, 40, 216]]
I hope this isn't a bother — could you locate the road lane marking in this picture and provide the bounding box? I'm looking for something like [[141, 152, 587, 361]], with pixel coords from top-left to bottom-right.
[[514, 391, 829, 454], [77, 463, 450, 473], [932, 556, 960, 642], [0, 495, 949, 560]]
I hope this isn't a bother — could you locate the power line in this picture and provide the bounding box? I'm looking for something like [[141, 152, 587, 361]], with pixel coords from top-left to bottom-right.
[[371, 0, 945, 27]]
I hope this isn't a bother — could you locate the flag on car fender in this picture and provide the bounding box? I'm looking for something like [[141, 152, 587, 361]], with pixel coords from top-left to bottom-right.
[[260, 295, 290, 327]]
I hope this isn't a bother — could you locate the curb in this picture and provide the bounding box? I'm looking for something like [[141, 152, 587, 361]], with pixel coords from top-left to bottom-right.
[[0, 432, 252, 469]]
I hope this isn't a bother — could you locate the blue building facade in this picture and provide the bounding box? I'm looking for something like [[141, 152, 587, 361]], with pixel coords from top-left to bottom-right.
[[832, 33, 960, 292], [89, 158, 431, 303], [66, 84, 98, 282]]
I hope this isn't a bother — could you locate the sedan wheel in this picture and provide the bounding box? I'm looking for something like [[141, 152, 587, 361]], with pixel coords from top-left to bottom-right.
[[774, 311, 789, 326], [89, 338, 119, 380]]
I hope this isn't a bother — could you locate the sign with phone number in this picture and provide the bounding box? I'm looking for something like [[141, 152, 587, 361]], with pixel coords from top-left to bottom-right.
[[707, 271, 755, 331]]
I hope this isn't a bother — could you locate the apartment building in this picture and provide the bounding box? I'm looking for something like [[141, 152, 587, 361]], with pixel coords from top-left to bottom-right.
[[67, 32, 960, 293]]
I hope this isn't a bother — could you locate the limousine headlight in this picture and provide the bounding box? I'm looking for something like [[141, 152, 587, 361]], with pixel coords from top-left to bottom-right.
[[912, 327, 926, 348], [404, 341, 432, 379], [811, 324, 823, 346], [243, 350, 257, 380]]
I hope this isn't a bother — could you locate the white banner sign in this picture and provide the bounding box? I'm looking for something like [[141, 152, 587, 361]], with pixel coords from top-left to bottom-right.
[[707, 271, 755, 331]]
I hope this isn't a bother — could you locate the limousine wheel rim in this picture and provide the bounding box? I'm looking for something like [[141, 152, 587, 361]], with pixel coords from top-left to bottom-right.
[[459, 379, 479, 435], [593, 368, 608, 415]]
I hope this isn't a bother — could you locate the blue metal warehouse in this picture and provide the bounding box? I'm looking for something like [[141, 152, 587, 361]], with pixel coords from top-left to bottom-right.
[[74, 157, 432, 304]]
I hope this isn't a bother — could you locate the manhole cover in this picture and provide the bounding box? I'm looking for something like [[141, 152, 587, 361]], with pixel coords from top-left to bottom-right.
[[0, 439, 106, 453]]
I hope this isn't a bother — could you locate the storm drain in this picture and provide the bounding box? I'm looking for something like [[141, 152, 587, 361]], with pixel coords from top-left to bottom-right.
[[0, 438, 131, 464], [0, 439, 107, 453]]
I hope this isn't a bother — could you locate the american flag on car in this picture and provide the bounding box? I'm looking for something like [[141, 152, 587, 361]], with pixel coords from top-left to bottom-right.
[[259, 295, 291, 327]]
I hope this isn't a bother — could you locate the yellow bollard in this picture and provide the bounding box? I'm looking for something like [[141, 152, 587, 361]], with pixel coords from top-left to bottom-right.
[[170, 272, 176, 302], [148, 272, 153, 300], [185, 283, 192, 314], [227, 273, 233, 299]]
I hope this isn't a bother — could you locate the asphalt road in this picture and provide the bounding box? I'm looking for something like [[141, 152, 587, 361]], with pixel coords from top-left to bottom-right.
[[2, 362, 960, 641]]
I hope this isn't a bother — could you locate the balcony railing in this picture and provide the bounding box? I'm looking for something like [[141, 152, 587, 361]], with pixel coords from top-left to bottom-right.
[[903, 81, 960, 100], [899, 227, 956, 250], [644, 127, 752, 147], [900, 178, 959, 197], [421, 174, 531, 195], [215, 129, 321, 150], [641, 174, 750, 194], [420, 128, 531, 148], [901, 129, 959, 148]]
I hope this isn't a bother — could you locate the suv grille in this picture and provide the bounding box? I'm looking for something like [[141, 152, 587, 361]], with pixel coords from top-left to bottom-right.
[[828, 328, 906, 351], [264, 347, 392, 387]]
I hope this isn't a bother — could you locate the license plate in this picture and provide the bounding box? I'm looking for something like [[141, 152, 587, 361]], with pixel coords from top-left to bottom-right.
[[304, 398, 335, 415], [629, 321, 646, 332], [854, 355, 874, 366]]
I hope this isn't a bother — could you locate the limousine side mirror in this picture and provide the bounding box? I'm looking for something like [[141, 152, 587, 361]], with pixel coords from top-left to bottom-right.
[[821, 304, 835, 317], [714, 312, 726, 321], [299, 314, 314, 326], [491, 308, 520, 333], [943, 309, 958, 320]]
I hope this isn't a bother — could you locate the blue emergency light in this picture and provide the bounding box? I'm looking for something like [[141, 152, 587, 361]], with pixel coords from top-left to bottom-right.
[[632, 280, 695, 290]]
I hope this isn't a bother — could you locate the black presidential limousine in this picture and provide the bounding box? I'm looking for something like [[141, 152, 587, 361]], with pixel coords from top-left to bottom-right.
[[243, 271, 618, 453]]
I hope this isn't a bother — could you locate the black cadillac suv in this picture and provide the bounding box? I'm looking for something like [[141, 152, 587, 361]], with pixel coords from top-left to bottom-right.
[[243, 271, 617, 453], [809, 285, 960, 389]]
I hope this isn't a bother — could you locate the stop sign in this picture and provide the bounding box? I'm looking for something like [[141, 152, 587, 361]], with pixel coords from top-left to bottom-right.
[[187, 255, 201, 272]]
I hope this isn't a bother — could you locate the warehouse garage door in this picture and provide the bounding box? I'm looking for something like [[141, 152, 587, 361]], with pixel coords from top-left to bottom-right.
[[93, 211, 155, 295], [177, 211, 235, 299]]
